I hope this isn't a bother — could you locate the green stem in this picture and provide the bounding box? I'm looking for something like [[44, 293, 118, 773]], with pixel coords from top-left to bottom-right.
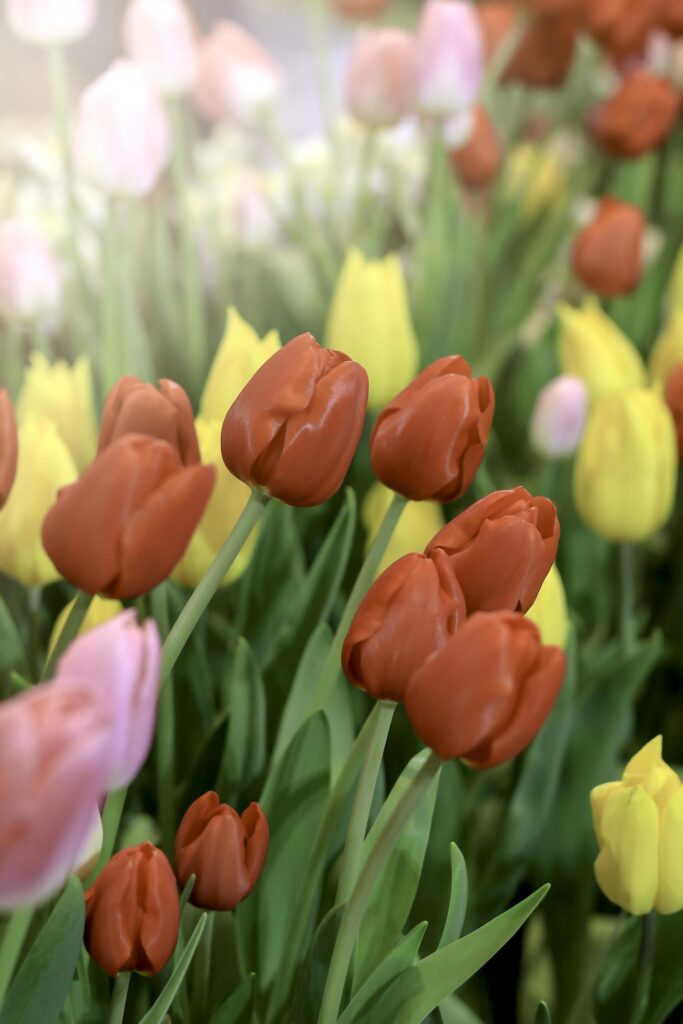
[[619, 543, 637, 653], [108, 972, 131, 1024], [200, 912, 215, 1019], [304, 0, 335, 137], [41, 591, 93, 680], [101, 201, 122, 391], [91, 786, 128, 881], [231, 912, 248, 982], [349, 130, 379, 247], [629, 913, 657, 1024], [151, 585, 175, 853], [0, 907, 33, 1005]]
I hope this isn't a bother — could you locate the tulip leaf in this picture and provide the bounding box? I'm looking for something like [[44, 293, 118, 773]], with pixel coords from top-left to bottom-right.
[[219, 637, 267, 800], [339, 922, 427, 1024], [138, 912, 207, 1024], [0, 596, 23, 675], [291, 904, 344, 1024], [534, 1001, 552, 1024], [208, 973, 255, 1024], [438, 843, 469, 949], [0, 877, 84, 1024], [272, 622, 332, 764], [438, 994, 485, 1024], [179, 712, 229, 810]]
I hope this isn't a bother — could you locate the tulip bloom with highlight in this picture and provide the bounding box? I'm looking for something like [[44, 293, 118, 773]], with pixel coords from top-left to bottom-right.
[[123, 0, 197, 95], [221, 333, 368, 507], [194, 20, 282, 124], [85, 843, 180, 976], [4, 0, 95, 46], [591, 71, 681, 158], [557, 299, 646, 401], [17, 352, 97, 471], [99, 376, 199, 465], [649, 310, 683, 385], [572, 198, 646, 297], [574, 389, 678, 543], [526, 563, 569, 649], [200, 307, 281, 421], [591, 737, 683, 915], [449, 104, 502, 189], [371, 356, 495, 502], [0, 389, 17, 508], [0, 219, 62, 323], [504, 14, 577, 88], [415, 0, 484, 118], [361, 482, 444, 576], [529, 375, 588, 459], [405, 611, 566, 767], [175, 792, 269, 910], [664, 364, 683, 460], [325, 250, 419, 410], [346, 29, 416, 128]]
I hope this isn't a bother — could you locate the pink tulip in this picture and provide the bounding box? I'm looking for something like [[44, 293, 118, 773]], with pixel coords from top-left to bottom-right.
[[529, 375, 589, 459], [0, 219, 62, 323], [416, 0, 483, 117], [193, 20, 282, 125], [4, 0, 96, 46], [123, 0, 198, 96], [75, 59, 170, 197], [346, 28, 417, 128]]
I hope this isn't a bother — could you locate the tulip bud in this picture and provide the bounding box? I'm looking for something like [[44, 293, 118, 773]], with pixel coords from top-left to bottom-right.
[[76, 59, 170, 197], [649, 310, 683, 384], [99, 376, 199, 466], [42, 435, 215, 598], [449, 104, 503, 189], [591, 736, 683, 915], [0, 389, 17, 508], [504, 14, 577, 88], [174, 793, 269, 911], [590, 71, 681, 158], [426, 487, 560, 614], [660, 0, 683, 37], [49, 595, 124, 657], [330, 0, 390, 18], [345, 29, 416, 129], [85, 842, 180, 976], [4, 0, 95, 46], [17, 352, 97, 471], [193, 21, 282, 125], [221, 333, 368, 507], [529, 375, 588, 459], [503, 142, 569, 222], [557, 299, 646, 401], [405, 611, 566, 767], [572, 197, 646, 297], [0, 219, 62, 323], [525, 563, 569, 648], [200, 307, 281, 421], [582, 0, 657, 58], [370, 356, 495, 502], [664, 363, 683, 460], [123, 0, 198, 96], [476, 2, 516, 62], [415, 1, 484, 118], [574, 389, 677, 542], [325, 250, 419, 411], [361, 482, 444, 577]]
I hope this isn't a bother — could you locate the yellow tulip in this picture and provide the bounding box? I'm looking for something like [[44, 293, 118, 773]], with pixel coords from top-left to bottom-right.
[[173, 417, 256, 588], [48, 595, 124, 656], [200, 306, 281, 421], [648, 309, 683, 386], [557, 299, 646, 402], [573, 388, 677, 543], [16, 352, 97, 471], [668, 244, 683, 313], [0, 417, 77, 586], [325, 248, 419, 411], [591, 736, 683, 915], [503, 142, 567, 221], [525, 563, 568, 649], [362, 482, 443, 577]]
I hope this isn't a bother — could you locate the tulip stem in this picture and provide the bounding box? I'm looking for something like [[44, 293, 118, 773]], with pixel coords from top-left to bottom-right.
[[92, 786, 128, 881], [349, 130, 379, 246], [108, 972, 131, 1024], [40, 591, 93, 681], [0, 906, 33, 1006], [317, 750, 442, 1024], [629, 912, 657, 1024], [619, 544, 637, 653], [151, 584, 175, 853]]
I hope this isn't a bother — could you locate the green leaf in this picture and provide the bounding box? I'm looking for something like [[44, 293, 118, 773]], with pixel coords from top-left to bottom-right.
[[0, 597, 23, 675], [179, 712, 228, 810], [219, 637, 267, 798], [208, 974, 255, 1024], [438, 994, 484, 1024], [439, 844, 468, 948], [340, 923, 427, 1024], [534, 1001, 552, 1024], [272, 623, 332, 765], [138, 913, 207, 1024], [291, 905, 344, 1024], [0, 878, 84, 1024]]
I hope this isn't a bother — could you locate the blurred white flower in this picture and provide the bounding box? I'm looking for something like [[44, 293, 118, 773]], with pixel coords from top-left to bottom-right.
[[415, 0, 483, 118], [123, 0, 198, 96], [193, 21, 282, 125], [0, 218, 62, 323], [529, 375, 588, 459], [4, 0, 96, 46]]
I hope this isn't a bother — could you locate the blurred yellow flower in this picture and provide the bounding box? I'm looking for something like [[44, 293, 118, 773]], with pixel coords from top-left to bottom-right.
[[573, 388, 677, 543], [200, 306, 281, 421], [668, 244, 683, 313], [557, 299, 646, 402], [591, 736, 683, 915], [16, 352, 97, 471], [0, 417, 77, 586], [525, 563, 568, 649], [48, 595, 124, 656], [503, 143, 567, 221], [648, 309, 683, 386], [362, 482, 443, 576], [325, 248, 419, 411]]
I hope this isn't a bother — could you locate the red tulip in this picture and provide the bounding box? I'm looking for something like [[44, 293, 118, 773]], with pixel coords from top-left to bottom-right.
[[572, 197, 645, 297], [504, 14, 577, 87], [99, 375, 200, 465], [449, 104, 503, 189], [590, 71, 681, 158], [581, 0, 658, 57], [0, 388, 17, 507]]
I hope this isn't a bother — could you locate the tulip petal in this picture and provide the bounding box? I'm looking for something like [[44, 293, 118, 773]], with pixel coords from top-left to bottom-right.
[[594, 785, 659, 915], [656, 788, 683, 915]]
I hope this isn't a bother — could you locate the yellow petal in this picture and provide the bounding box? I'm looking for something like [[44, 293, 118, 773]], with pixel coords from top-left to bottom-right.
[[594, 785, 659, 915], [16, 352, 97, 471], [361, 482, 443, 577], [557, 299, 646, 402], [656, 788, 683, 914], [525, 563, 569, 649], [200, 306, 281, 421]]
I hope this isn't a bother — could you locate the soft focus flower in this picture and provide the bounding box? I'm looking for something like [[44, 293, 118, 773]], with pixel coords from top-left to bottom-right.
[[590, 71, 681, 158], [99, 376, 199, 466], [668, 247, 683, 312], [17, 352, 97, 471], [331, 0, 390, 18], [503, 143, 568, 221], [525, 563, 568, 648], [649, 310, 683, 384], [325, 249, 419, 410], [221, 333, 368, 507], [476, 2, 516, 61], [342, 550, 466, 702], [659, 0, 683, 37], [664, 364, 683, 460], [0, 389, 17, 508], [123, 0, 197, 95], [42, 435, 215, 598], [426, 487, 560, 614], [49, 595, 124, 656], [415, 0, 484, 118], [449, 104, 502, 189], [200, 307, 281, 421], [0, 418, 77, 586], [572, 198, 646, 297], [346, 29, 416, 128], [591, 736, 683, 915], [405, 611, 566, 767], [529, 375, 589, 458], [504, 14, 577, 88], [4, 0, 95, 46], [582, 0, 658, 57], [174, 793, 269, 910], [361, 481, 444, 575], [557, 299, 646, 401], [0, 219, 62, 323], [75, 59, 170, 197], [75, 810, 104, 881], [574, 388, 677, 542], [193, 20, 282, 124], [85, 843, 180, 976], [370, 356, 495, 502]]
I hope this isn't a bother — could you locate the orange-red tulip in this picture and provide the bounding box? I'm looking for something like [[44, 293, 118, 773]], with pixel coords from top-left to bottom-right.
[[331, 0, 390, 18], [174, 792, 269, 911], [581, 0, 657, 57], [42, 435, 215, 599], [405, 611, 566, 767], [221, 333, 368, 507], [659, 0, 683, 36], [85, 842, 180, 977], [450, 104, 503, 189], [590, 71, 681, 158], [476, 2, 516, 62], [99, 375, 200, 465], [572, 197, 645, 296], [370, 356, 495, 502], [504, 14, 577, 87], [0, 389, 17, 508], [665, 364, 683, 461]]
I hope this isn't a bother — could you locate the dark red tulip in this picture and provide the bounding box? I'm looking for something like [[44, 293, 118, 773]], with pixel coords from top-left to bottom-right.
[[0, 389, 17, 508], [659, 0, 683, 36], [590, 71, 681, 158], [504, 14, 577, 88], [581, 0, 657, 57], [572, 197, 645, 296], [450, 105, 503, 189], [99, 376, 200, 465], [665, 364, 683, 462], [476, 2, 517, 62]]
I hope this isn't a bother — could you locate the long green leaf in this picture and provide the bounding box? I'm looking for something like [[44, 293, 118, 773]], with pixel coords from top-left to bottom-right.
[[138, 913, 207, 1024], [208, 974, 255, 1024], [340, 923, 427, 1024], [439, 844, 468, 949]]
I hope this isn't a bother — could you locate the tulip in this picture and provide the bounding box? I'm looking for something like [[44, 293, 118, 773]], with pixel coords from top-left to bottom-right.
[[42, 435, 215, 598], [525, 563, 569, 648], [370, 356, 495, 502], [49, 595, 125, 656], [123, 0, 198, 95], [0, 418, 77, 587], [345, 29, 417, 129], [504, 14, 577, 88], [449, 104, 502, 189], [590, 71, 681, 158], [200, 307, 281, 421], [503, 142, 568, 221], [325, 250, 419, 410], [582, 0, 658, 57], [415, 1, 484, 118], [572, 198, 646, 297], [664, 364, 683, 460], [649, 310, 683, 384], [426, 487, 560, 614], [75, 59, 170, 197], [85, 842, 180, 975], [17, 352, 97, 471], [342, 550, 466, 702], [0, 219, 62, 323], [529, 375, 588, 458], [361, 482, 444, 576], [557, 299, 646, 402], [99, 375, 199, 466], [330, 0, 390, 18], [193, 21, 282, 125], [670, 246, 683, 313], [476, 2, 516, 62], [405, 611, 566, 767], [660, 0, 683, 36], [591, 736, 683, 915], [574, 389, 677, 542], [4, 0, 95, 46], [221, 333, 368, 507], [174, 793, 269, 910], [0, 388, 17, 508]]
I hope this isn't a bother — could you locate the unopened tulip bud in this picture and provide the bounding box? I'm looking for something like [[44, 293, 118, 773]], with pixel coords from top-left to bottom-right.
[[99, 376, 199, 465], [361, 482, 444, 576], [649, 310, 683, 384], [17, 353, 97, 471], [193, 21, 282, 125], [123, 0, 198, 95], [664, 364, 683, 460], [346, 29, 416, 128], [85, 843, 180, 976], [504, 14, 577, 88], [449, 104, 502, 189], [330, 0, 390, 18], [0, 389, 17, 508], [416, 1, 484, 118], [405, 611, 566, 767], [529, 375, 588, 458], [0, 219, 62, 323], [582, 0, 657, 58], [174, 793, 269, 910], [557, 299, 646, 401], [4, 0, 95, 46], [590, 71, 681, 158], [525, 563, 569, 648], [572, 197, 646, 297]]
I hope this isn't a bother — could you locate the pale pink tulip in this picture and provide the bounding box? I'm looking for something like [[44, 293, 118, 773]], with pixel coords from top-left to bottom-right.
[[193, 20, 282, 125], [416, 0, 484, 117], [4, 0, 95, 46], [0, 219, 62, 322], [529, 375, 589, 459], [123, 0, 198, 96], [346, 28, 417, 128]]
